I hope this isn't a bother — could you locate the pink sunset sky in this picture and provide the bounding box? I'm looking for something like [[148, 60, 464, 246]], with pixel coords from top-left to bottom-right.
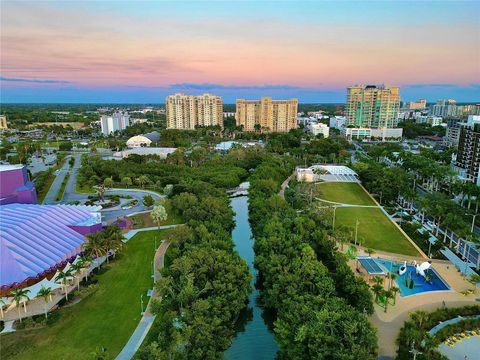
[[1, 1, 479, 103]]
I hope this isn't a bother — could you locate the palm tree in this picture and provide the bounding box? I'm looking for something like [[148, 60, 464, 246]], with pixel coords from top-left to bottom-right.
[[411, 310, 429, 329], [371, 283, 383, 302], [55, 269, 73, 301], [135, 175, 150, 188], [390, 286, 400, 304], [83, 232, 107, 261], [70, 262, 85, 290], [366, 248, 375, 257], [37, 286, 53, 319], [388, 272, 397, 289], [383, 289, 393, 313], [103, 226, 125, 262], [77, 255, 92, 281], [11, 288, 30, 322]]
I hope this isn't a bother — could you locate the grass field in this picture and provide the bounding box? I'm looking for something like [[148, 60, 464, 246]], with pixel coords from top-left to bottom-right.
[[315, 182, 375, 206], [1, 229, 169, 360], [335, 207, 420, 256], [314, 182, 420, 256], [130, 199, 183, 229]]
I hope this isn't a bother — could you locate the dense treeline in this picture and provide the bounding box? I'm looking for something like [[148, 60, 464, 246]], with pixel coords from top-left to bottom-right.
[[137, 187, 252, 359], [396, 305, 480, 360], [134, 147, 277, 359], [77, 146, 259, 191], [249, 154, 377, 359]]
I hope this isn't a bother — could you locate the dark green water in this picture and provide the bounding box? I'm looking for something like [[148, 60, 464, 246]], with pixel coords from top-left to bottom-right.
[[224, 196, 278, 360]]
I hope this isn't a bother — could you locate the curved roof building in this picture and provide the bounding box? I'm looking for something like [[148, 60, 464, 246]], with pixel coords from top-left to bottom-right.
[[0, 204, 102, 289], [126, 135, 152, 148]]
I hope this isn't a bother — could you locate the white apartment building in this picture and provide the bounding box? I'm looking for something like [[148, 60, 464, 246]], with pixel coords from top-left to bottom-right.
[[100, 112, 130, 136]]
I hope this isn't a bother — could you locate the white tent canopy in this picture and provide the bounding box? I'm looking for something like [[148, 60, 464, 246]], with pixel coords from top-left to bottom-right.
[[24, 277, 61, 299], [1, 297, 12, 307]]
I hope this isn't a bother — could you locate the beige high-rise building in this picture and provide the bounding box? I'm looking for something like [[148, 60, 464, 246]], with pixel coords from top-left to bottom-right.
[[0, 115, 7, 130], [346, 85, 400, 128], [165, 93, 223, 129], [236, 97, 298, 132]]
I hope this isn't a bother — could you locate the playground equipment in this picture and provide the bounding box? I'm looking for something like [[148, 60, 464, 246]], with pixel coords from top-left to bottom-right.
[[415, 260, 432, 277], [398, 261, 407, 276]]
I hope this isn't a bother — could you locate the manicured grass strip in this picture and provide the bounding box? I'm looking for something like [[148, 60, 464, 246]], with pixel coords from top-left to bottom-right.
[[315, 182, 375, 206], [55, 173, 70, 202], [130, 199, 182, 229], [1, 230, 168, 360], [335, 207, 420, 256]]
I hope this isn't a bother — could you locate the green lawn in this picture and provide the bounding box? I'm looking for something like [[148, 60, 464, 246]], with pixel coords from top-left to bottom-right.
[[130, 199, 183, 229], [315, 182, 375, 206], [1, 229, 169, 360], [335, 207, 420, 256], [312, 182, 420, 256]]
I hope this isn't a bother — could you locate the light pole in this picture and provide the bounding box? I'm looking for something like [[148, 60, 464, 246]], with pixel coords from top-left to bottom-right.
[[140, 294, 144, 315], [464, 244, 471, 276], [355, 219, 360, 246], [332, 206, 337, 231], [465, 213, 478, 234]]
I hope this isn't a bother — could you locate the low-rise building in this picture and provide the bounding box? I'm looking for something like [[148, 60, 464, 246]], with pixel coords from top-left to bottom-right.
[[307, 123, 330, 138], [0, 164, 37, 205], [416, 116, 443, 127], [342, 127, 403, 141], [113, 147, 176, 159]]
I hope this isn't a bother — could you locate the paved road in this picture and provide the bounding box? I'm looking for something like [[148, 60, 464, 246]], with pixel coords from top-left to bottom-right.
[[42, 156, 71, 205], [58, 153, 163, 221]]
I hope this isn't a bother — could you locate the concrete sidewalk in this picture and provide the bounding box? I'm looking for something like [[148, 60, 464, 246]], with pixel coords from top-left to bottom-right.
[[115, 238, 171, 360]]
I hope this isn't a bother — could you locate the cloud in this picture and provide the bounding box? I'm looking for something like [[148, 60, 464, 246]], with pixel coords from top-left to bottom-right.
[[0, 76, 70, 84], [169, 83, 304, 91]]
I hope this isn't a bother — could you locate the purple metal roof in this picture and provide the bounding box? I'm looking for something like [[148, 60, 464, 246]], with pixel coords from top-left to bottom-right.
[[0, 204, 98, 287]]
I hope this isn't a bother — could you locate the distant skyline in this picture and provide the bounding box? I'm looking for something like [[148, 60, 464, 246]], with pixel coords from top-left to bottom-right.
[[1, 1, 479, 103]]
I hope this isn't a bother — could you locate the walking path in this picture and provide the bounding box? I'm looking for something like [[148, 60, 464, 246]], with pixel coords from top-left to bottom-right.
[[116, 233, 172, 360], [279, 173, 295, 199], [124, 225, 178, 240]]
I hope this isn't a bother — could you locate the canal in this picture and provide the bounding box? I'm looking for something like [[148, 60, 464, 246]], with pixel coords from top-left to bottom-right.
[[224, 195, 278, 360]]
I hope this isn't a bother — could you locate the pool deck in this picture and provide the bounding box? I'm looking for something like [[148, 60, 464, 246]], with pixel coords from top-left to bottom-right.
[[343, 247, 477, 358]]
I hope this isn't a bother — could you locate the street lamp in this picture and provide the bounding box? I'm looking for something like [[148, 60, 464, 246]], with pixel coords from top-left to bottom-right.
[[355, 219, 360, 246], [332, 206, 338, 231], [140, 294, 144, 315], [465, 213, 478, 234]]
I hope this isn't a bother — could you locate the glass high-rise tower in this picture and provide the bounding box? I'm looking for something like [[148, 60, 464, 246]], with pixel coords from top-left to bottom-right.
[[345, 85, 400, 128]]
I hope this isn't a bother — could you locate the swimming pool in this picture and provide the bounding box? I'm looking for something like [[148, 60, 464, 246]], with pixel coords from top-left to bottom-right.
[[375, 259, 451, 297]]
